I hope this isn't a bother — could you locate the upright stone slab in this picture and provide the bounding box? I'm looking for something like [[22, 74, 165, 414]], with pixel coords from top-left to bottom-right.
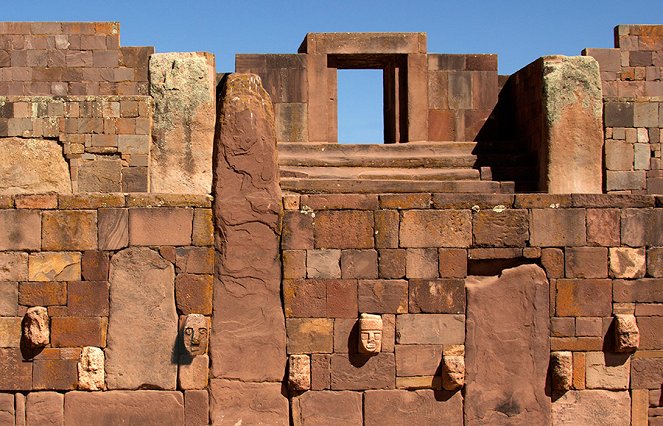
[[211, 73, 287, 420], [464, 264, 550, 425], [0, 138, 71, 194], [105, 247, 177, 390], [149, 52, 216, 194], [542, 56, 603, 193]]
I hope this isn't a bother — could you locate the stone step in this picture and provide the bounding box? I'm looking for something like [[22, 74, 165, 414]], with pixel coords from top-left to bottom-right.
[[280, 178, 505, 194], [279, 154, 477, 168], [280, 166, 480, 181], [278, 142, 478, 156]]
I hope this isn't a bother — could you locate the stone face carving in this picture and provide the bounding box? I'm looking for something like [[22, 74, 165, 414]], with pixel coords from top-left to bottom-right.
[[183, 314, 210, 356], [358, 313, 383, 354], [614, 314, 639, 353], [22, 307, 49, 348], [78, 346, 105, 391], [551, 351, 573, 391], [442, 355, 465, 391], [288, 354, 311, 391]]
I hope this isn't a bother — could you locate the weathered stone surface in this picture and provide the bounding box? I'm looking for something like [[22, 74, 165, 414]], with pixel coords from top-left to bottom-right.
[[212, 74, 285, 387], [530, 208, 586, 246], [0, 210, 41, 251], [97, 208, 128, 250], [64, 391, 184, 425], [50, 317, 106, 348], [185, 390, 209, 426], [408, 279, 465, 314], [292, 391, 362, 426], [638, 316, 663, 349], [178, 354, 209, 390], [552, 390, 630, 426], [330, 353, 395, 390], [306, 250, 341, 278], [175, 274, 213, 315], [18, 281, 66, 306], [0, 138, 71, 194], [357, 279, 408, 314], [0, 316, 21, 348], [610, 247, 646, 278], [556, 279, 612, 317], [551, 351, 573, 391], [442, 354, 465, 390], [631, 357, 663, 389], [615, 314, 640, 352], [0, 283, 17, 316], [314, 210, 374, 249], [400, 210, 472, 248], [106, 247, 177, 390], [129, 208, 193, 246], [395, 314, 464, 345], [542, 56, 603, 193], [22, 306, 49, 348], [0, 252, 28, 281], [181, 314, 209, 356], [209, 380, 288, 426], [288, 354, 311, 391], [26, 392, 63, 426], [287, 318, 333, 354], [472, 209, 529, 247], [77, 159, 122, 193], [28, 252, 81, 281], [150, 52, 215, 194], [585, 352, 630, 390], [465, 264, 550, 425], [395, 344, 444, 376], [0, 348, 32, 390], [78, 346, 104, 391], [364, 389, 463, 426], [0, 393, 13, 426], [42, 210, 97, 251]]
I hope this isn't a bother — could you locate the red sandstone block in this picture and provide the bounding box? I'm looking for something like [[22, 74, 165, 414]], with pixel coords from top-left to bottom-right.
[[330, 353, 395, 390], [357, 279, 408, 314], [33, 358, 78, 390], [129, 208, 193, 246], [283, 279, 327, 318], [314, 210, 374, 249], [0, 210, 41, 251], [175, 274, 212, 315], [400, 210, 472, 248], [432, 194, 514, 209], [556, 279, 612, 317], [472, 209, 528, 247], [333, 318, 358, 354], [565, 247, 608, 278], [586, 208, 620, 246], [621, 208, 663, 247], [326, 280, 358, 318], [438, 248, 467, 278], [66, 281, 110, 317], [283, 250, 306, 280], [282, 211, 314, 250], [575, 317, 603, 337], [551, 317, 575, 337], [648, 247, 663, 277], [14, 194, 57, 209], [299, 194, 378, 210], [175, 247, 214, 274], [378, 249, 406, 279], [550, 337, 603, 351], [0, 348, 33, 390], [50, 317, 107, 347], [613, 279, 663, 303], [406, 248, 438, 279], [514, 194, 573, 209], [374, 210, 399, 248], [530, 209, 586, 247], [379, 194, 431, 209], [340, 249, 378, 279], [395, 344, 444, 376], [409, 279, 465, 314], [311, 354, 331, 390], [42, 210, 97, 251], [428, 109, 457, 141], [582, 48, 621, 73], [638, 317, 663, 349], [18, 281, 66, 306]]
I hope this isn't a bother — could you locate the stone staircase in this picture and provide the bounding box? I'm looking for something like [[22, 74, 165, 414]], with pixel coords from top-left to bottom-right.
[[278, 142, 536, 194]]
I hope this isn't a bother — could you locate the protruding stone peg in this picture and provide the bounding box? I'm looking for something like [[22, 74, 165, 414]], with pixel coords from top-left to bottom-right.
[[22, 306, 49, 348], [551, 351, 573, 391], [288, 354, 311, 391], [78, 346, 105, 391], [614, 314, 639, 353]]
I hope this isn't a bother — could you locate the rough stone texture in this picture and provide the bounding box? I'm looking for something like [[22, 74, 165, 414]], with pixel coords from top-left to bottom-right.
[[364, 389, 463, 426], [0, 210, 41, 251], [0, 252, 28, 281], [212, 72, 286, 420], [0, 316, 21, 348], [396, 314, 465, 345], [395, 344, 444, 376], [0, 138, 71, 194], [106, 247, 178, 390], [64, 391, 184, 425], [551, 351, 573, 391], [357, 279, 408, 314], [185, 390, 209, 426], [28, 252, 81, 281], [178, 354, 209, 390], [556, 279, 612, 317], [292, 391, 362, 426], [638, 316, 663, 349], [442, 355, 465, 390], [22, 306, 49, 348], [210, 380, 288, 426], [288, 354, 311, 391], [465, 264, 550, 425], [0, 348, 32, 390], [615, 314, 640, 352], [42, 210, 97, 251], [631, 357, 663, 389], [77, 346, 104, 391], [314, 210, 374, 249], [610, 247, 646, 278], [409, 279, 465, 314], [542, 56, 603, 193], [26, 392, 63, 426], [287, 318, 333, 354], [150, 52, 215, 194], [585, 352, 630, 390], [530, 209, 586, 246], [129, 208, 193, 246], [472, 209, 529, 247], [552, 390, 630, 426], [400, 210, 472, 248], [330, 353, 395, 390], [0, 393, 13, 426]]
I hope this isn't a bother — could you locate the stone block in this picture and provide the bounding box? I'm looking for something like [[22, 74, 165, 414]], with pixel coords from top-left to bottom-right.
[[291, 391, 362, 426], [0, 316, 21, 347], [288, 354, 311, 391], [77, 159, 122, 192], [18, 281, 66, 306], [586, 208, 620, 246], [613, 279, 663, 302], [287, 318, 333, 354], [306, 250, 341, 279], [605, 140, 634, 171], [0, 348, 32, 390], [551, 317, 575, 337], [409, 279, 465, 314], [400, 210, 472, 248], [340, 249, 378, 279], [639, 316, 663, 349], [192, 209, 213, 246], [357, 279, 408, 314], [283, 279, 327, 318], [311, 353, 331, 390], [66, 281, 109, 317], [374, 209, 399, 248], [26, 392, 63, 426], [51, 317, 106, 348], [175, 247, 214, 274], [282, 211, 314, 250], [0, 252, 28, 282], [585, 352, 630, 390], [565, 247, 608, 278], [364, 389, 463, 426], [530, 208, 586, 246], [377, 248, 405, 279], [33, 357, 78, 390], [396, 314, 465, 345], [178, 354, 209, 390], [406, 248, 438, 278], [438, 248, 467, 278], [607, 170, 647, 191], [275, 102, 307, 142], [330, 352, 395, 390], [0, 282, 18, 316], [326, 279, 358, 318], [64, 391, 184, 425], [175, 274, 213, 315], [0, 393, 13, 425], [648, 247, 663, 277], [0, 210, 41, 250], [472, 209, 528, 247], [314, 210, 374, 249], [28, 252, 81, 281], [551, 351, 573, 391], [81, 251, 109, 281], [553, 390, 630, 425], [605, 102, 635, 127], [184, 390, 208, 426], [0, 138, 71, 195], [284, 250, 306, 280], [631, 357, 663, 389], [395, 344, 444, 376], [105, 247, 177, 390], [42, 210, 97, 251], [622, 208, 663, 247], [209, 380, 287, 426], [129, 208, 193, 246], [575, 317, 603, 337], [97, 208, 128, 250], [610, 247, 646, 278], [541, 248, 564, 278], [556, 279, 612, 316]]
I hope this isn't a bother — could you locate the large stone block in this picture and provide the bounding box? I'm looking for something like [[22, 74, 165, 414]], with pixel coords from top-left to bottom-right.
[[150, 52, 215, 194], [395, 344, 444, 376], [465, 264, 550, 425], [0, 252, 28, 281], [0, 348, 32, 390], [0, 138, 71, 194], [28, 252, 81, 281], [530, 208, 586, 246], [330, 353, 395, 390], [287, 318, 333, 354], [64, 391, 184, 425], [26, 392, 63, 426], [408, 279, 465, 314], [556, 279, 612, 317], [41, 210, 97, 251], [585, 352, 630, 390], [396, 314, 464, 345], [105, 247, 177, 390], [0, 210, 41, 251], [364, 389, 463, 426], [472, 209, 529, 247], [552, 390, 630, 426], [0, 393, 12, 425], [314, 210, 374, 249], [621, 208, 663, 247], [129, 208, 193, 246], [292, 391, 362, 426], [209, 380, 288, 426], [400, 210, 472, 248]]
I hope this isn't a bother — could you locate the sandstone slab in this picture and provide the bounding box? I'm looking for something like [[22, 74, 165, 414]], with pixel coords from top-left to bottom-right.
[[185, 390, 209, 426], [552, 390, 630, 426], [585, 352, 630, 390], [78, 346, 104, 391], [209, 380, 288, 426], [0, 138, 71, 194], [26, 392, 63, 426], [0, 252, 28, 281], [292, 391, 362, 426], [396, 314, 464, 345], [64, 391, 184, 425], [464, 264, 550, 425], [364, 389, 463, 426], [106, 247, 177, 390], [150, 52, 215, 194], [330, 353, 395, 390], [0, 210, 41, 251], [0, 393, 13, 426], [28, 252, 81, 282], [400, 210, 472, 248]]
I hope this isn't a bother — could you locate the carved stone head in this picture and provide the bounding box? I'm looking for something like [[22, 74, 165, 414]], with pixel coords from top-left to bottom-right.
[[358, 313, 382, 354], [615, 314, 639, 353], [182, 314, 210, 356], [22, 306, 49, 348]]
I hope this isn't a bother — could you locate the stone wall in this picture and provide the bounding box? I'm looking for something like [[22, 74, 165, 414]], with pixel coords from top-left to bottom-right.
[[281, 192, 663, 425]]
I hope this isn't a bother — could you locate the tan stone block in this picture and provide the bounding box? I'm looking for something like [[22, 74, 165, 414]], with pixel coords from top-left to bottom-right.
[[26, 392, 63, 425], [610, 247, 646, 278], [552, 390, 630, 426], [330, 352, 395, 390], [192, 208, 213, 246], [18, 281, 66, 306], [396, 376, 441, 389], [14, 193, 58, 209], [175, 274, 213, 315], [556, 279, 612, 317], [286, 318, 333, 354], [357, 279, 408, 314], [288, 354, 311, 391], [314, 210, 374, 249], [396, 314, 465, 345], [400, 210, 472, 248], [530, 208, 586, 247], [306, 250, 340, 279], [42, 210, 97, 251], [28, 252, 81, 281], [291, 391, 362, 426], [0, 210, 41, 250], [178, 354, 209, 390], [0, 316, 21, 347], [585, 352, 630, 390], [406, 248, 438, 279], [51, 316, 107, 348], [129, 207, 193, 246], [0, 252, 28, 281], [97, 208, 128, 250]]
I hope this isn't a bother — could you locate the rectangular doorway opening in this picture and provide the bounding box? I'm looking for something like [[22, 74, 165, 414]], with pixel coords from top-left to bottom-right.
[[337, 69, 383, 144]]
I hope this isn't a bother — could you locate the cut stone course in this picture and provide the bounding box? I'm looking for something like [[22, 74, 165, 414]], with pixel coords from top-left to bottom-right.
[[26, 392, 63, 426], [364, 389, 463, 426], [0, 210, 41, 251], [585, 352, 630, 390], [0, 138, 71, 194], [22, 306, 49, 348], [291, 391, 362, 426], [209, 380, 288, 426], [400, 210, 472, 248], [552, 390, 631, 426], [77, 346, 104, 390]]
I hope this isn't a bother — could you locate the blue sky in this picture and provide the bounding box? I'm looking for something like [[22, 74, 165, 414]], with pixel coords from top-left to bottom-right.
[[5, 0, 662, 142]]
